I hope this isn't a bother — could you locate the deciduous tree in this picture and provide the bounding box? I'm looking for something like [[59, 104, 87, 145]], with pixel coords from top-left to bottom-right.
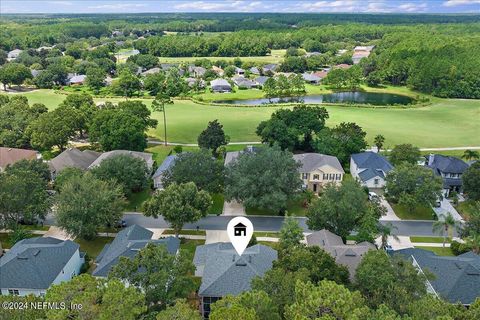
[[463, 162, 480, 201], [197, 119, 230, 156], [225, 146, 301, 214], [55, 172, 125, 239], [389, 144, 420, 166], [143, 182, 211, 236]]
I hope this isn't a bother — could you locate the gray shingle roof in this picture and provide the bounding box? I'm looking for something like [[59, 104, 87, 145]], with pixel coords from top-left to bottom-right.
[[428, 154, 469, 174], [194, 243, 277, 297], [293, 153, 344, 173], [306, 229, 376, 279], [0, 237, 80, 290], [92, 225, 180, 277], [210, 78, 231, 88], [395, 248, 480, 305], [49, 148, 100, 173], [255, 76, 270, 85], [352, 152, 393, 172], [88, 150, 154, 171], [152, 155, 177, 179]]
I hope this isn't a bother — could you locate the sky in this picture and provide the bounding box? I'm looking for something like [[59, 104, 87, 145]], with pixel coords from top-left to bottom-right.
[[1, 0, 479, 14]]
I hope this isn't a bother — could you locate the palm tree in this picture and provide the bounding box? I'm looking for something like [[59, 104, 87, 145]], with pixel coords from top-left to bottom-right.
[[462, 149, 480, 161], [433, 212, 460, 248], [378, 222, 398, 249], [374, 134, 385, 153], [466, 233, 480, 254]]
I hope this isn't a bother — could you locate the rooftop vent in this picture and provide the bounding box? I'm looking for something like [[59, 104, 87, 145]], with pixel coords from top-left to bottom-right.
[[33, 249, 40, 256]]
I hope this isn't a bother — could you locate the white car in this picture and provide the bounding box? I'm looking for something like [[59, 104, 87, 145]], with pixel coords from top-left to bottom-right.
[[368, 192, 379, 201]]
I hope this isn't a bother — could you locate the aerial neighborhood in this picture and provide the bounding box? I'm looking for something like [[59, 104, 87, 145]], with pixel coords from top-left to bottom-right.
[[0, 5, 480, 320]]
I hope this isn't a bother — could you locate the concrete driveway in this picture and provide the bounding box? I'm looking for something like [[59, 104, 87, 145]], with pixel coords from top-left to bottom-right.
[[222, 200, 245, 216], [379, 197, 400, 221], [43, 226, 74, 240]]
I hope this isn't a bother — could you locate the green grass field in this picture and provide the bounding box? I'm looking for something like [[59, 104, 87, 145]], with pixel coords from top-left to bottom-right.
[[155, 49, 286, 65], [4, 89, 480, 148], [410, 236, 451, 243], [415, 246, 454, 256], [391, 203, 436, 220]]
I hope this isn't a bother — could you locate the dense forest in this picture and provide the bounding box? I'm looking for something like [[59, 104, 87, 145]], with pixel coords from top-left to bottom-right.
[[1, 14, 480, 98]]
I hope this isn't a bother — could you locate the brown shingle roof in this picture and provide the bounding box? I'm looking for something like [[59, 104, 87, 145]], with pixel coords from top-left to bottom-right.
[[0, 147, 38, 170]]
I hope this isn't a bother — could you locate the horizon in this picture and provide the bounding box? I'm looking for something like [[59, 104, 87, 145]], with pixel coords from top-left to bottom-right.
[[2, 0, 480, 14]]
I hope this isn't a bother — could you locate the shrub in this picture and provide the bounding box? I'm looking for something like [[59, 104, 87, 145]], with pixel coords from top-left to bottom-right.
[[450, 240, 471, 256]]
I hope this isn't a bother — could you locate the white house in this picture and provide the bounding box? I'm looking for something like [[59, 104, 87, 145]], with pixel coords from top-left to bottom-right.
[[350, 151, 393, 189], [0, 237, 84, 296]]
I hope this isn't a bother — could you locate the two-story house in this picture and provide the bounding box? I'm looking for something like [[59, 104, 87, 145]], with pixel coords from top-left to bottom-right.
[[426, 154, 469, 197], [350, 151, 393, 190], [293, 153, 344, 194]]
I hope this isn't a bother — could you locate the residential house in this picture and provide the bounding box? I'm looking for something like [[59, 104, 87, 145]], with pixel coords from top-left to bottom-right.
[[395, 248, 480, 305], [67, 74, 86, 85], [49, 148, 101, 178], [305, 51, 321, 58], [306, 229, 376, 280], [0, 147, 39, 172], [249, 67, 260, 75], [302, 72, 321, 84], [350, 151, 393, 190], [232, 76, 257, 89], [194, 243, 277, 318], [293, 153, 344, 194], [210, 78, 232, 93], [152, 155, 177, 189], [312, 70, 329, 80], [186, 77, 206, 88], [352, 45, 375, 64], [334, 64, 352, 69], [189, 66, 207, 78], [262, 63, 278, 74], [7, 49, 22, 61], [254, 76, 270, 87], [0, 237, 84, 296], [88, 150, 154, 172], [426, 154, 469, 196], [224, 146, 257, 166], [141, 67, 161, 76], [211, 66, 224, 76], [31, 69, 43, 78], [234, 67, 245, 76], [336, 49, 348, 56], [92, 225, 180, 277]]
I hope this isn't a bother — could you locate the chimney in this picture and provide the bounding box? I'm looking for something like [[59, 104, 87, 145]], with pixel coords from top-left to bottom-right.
[[428, 154, 435, 166]]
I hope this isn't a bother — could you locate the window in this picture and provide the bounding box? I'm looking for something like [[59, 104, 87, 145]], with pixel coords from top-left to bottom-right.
[[323, 173, 328, 180], [374, 178, 379, 185], [336, 174, 342, 180], [302, 173, 308, 179], [313, 174, 319, 180], [8, 289, 19, 296]]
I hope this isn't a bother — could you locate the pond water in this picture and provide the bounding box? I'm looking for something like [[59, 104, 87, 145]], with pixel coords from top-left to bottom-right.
[[213, 91, 414, 106]]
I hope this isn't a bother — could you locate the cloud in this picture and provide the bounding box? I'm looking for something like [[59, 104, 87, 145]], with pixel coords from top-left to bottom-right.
[[46, 1, 73, 5], [398, 2, 428, 12], [173, 1, 263, 12], [88, 3, 147, 10], [443, 0, 480, 6]]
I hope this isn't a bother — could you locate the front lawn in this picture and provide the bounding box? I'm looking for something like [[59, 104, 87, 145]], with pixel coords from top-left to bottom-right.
[[125, 189, 152, 212], [391, 203, 435, 220], [415, 246, 455, 256], [74, 236, 114, 260], [162, 230, 206, 236], [410, 236, 451, 243], [209, 193, 224, 215], [246, 200, 308, 217], [456, 200, 477, 220]]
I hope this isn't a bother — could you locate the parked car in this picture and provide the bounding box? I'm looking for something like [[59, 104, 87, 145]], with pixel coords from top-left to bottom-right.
[[368, 192, 379, 201]]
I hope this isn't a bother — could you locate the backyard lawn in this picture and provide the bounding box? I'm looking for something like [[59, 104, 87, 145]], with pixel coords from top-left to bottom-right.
[[391, 203, 436, 220], [74, 236, 114, 259], [4, 89, 480, 148], [180, 239, 205, 257], [415, 246, 455, 256]]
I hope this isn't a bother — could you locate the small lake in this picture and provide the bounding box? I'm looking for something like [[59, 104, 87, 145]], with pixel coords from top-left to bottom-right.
[[213, 91, 414, 106]]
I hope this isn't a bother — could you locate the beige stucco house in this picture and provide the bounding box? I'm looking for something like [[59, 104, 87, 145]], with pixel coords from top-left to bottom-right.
[[293, 153, 344, 194]]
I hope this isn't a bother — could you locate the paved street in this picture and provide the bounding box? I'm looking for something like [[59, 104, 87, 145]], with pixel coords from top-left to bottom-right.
[[121, 213, 447, 237]]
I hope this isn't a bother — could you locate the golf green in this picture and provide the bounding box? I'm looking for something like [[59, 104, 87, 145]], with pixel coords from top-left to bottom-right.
[[5, 89, 480, 148]]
